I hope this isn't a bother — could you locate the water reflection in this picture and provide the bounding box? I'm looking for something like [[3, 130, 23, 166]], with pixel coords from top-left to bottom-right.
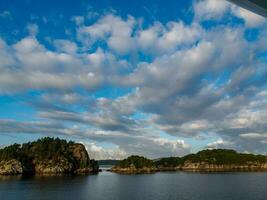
[[0, 171, 267, 200]]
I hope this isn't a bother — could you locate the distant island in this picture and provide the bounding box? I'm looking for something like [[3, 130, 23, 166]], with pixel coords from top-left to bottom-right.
[[111, 149, 267, 174], [0, 137, 99, 176]]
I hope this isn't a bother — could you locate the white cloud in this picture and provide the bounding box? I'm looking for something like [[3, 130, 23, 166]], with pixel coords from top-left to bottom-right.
[[207, 139, 233, 149], [0, 36, 130, 93], [0, 39, 15, 70], [240, 133, 267, 139], [194, 0, 230, 21], [26, 23, 39, 36], [137, 23, 161, 50], [77, 14, 135, 54], [54, 39, 78, 54], [232, 6, 266, 28], [77, 13, 203, 55], [84, 142, 126, 160], [153, 138, 191, 151], [137, 21, 202, 54]]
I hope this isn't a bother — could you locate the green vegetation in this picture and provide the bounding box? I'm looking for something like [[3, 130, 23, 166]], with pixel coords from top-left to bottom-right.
[[182, 149, 267, 165], [155, 157, 182, 167], [0, 144, 21, 161], [21, 138, 80, 165], [117, 155, 154, 169]]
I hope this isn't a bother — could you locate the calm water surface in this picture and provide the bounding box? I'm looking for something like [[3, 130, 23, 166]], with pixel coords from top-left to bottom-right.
[[0, 171, 267, 200]]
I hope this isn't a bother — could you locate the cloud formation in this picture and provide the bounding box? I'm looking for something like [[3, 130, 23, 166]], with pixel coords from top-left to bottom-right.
[[0, 0, 267, 159]]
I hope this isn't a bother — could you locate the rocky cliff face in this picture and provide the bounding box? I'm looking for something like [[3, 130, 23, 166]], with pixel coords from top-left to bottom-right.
[[0, 160, 23, 175], [0, 138, 99, 175], [70, 144, 90, 168], [34, 158, 74, 174]]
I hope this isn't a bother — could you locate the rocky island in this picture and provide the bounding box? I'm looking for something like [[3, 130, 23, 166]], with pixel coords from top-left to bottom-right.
[[111, 149, 267, 174], [110, 155, 158, 174], [0, 137, 99, 175]]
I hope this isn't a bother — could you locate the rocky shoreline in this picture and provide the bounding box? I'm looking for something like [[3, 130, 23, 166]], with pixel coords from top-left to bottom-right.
[[110, 166, 158, 174], [110, 164, 267, 174], [180, 162, 267, 172]]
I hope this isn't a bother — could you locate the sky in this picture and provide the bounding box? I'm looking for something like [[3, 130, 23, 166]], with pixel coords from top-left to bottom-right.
[[0, 0, 267, 160]]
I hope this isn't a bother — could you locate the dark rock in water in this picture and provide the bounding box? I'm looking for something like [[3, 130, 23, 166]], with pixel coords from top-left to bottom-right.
[[0, 137, 99, 175]]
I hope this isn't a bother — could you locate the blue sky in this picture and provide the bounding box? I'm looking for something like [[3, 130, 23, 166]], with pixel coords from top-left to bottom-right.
[[0, 0, 267, 159]]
